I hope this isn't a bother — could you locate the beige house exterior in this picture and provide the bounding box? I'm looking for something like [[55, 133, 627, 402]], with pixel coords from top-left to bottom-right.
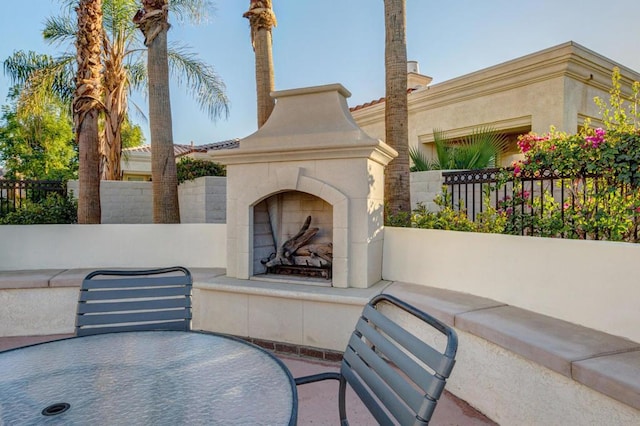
[[120, 41, 640, 178], [351, 41, 640, 166]]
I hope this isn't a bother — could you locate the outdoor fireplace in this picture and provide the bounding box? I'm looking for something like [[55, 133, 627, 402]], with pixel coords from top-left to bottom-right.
[[209, 84, 396, 288]]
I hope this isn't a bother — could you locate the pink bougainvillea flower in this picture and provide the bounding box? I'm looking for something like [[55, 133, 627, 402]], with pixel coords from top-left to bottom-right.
[[512, 160, 523, 177], [584, 128, 606, 148], [517, 133, 548, 154]]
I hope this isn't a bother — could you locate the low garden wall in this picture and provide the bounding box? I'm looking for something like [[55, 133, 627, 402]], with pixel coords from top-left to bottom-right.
[[67, 176, 227, 224], [0, 224, 226, 270], [67, 174, 431, 224], [383, 227, 640, 343]]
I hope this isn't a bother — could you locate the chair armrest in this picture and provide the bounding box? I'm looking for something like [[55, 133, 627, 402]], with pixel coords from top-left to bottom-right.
[[294, 371, 341, 386]]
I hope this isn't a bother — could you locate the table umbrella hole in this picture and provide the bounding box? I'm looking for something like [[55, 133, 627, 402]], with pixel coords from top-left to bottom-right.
[[42, 403, 70, 416]]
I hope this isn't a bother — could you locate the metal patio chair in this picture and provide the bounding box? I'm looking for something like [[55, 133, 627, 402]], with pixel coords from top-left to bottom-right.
[[76, 266, 192, 336], [295, 294, 458, 426]]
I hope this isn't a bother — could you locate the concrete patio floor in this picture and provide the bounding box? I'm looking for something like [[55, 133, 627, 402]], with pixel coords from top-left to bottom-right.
[[1, 335, 497, 425]]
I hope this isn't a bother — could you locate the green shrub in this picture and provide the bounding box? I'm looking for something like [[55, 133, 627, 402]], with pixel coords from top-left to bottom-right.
[[176, 157, 226, 184], [391, 191, 507, 233], [0, 193, 77, 224]]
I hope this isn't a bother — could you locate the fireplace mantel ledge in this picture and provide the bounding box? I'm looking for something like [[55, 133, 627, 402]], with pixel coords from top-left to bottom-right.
[[194, 275, 391, 305]]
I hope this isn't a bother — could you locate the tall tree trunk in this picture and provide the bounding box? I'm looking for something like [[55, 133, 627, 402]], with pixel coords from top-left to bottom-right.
[[75, 0, 103, 224], [135, 0, 180, 223], [383, 0, 410, 224], [101, 36, 127, 180], [244, 0, 276, 128]]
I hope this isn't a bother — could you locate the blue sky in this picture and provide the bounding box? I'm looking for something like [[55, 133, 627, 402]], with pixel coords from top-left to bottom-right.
[[1, 0, 640, 145]]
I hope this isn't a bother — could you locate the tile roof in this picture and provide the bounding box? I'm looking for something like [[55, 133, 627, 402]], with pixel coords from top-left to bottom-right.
[[349, 88, 419, 113], [124, 139, 240, 156]]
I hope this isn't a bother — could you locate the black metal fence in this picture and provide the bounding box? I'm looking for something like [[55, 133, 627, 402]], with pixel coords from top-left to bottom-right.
[[0, 180, 67, 218], [442, 168, 638, 239]]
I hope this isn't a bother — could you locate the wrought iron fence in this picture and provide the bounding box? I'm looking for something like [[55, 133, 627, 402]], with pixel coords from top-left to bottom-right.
[[0, 180, 67, 218], [442, 168, 639, 240]]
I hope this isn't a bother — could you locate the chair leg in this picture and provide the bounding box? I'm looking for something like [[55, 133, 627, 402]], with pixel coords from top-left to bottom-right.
[[338, 376, 349, 425]]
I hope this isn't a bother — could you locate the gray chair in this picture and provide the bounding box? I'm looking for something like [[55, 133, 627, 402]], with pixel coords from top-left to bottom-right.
[[76, 266, 192, 336], [295, 294, 458, 426]]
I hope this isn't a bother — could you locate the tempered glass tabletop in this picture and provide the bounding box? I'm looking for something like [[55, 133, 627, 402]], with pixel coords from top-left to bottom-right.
[[0, 331, 297, 425]]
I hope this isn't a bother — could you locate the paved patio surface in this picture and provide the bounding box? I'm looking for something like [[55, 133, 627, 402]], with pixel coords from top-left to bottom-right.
[[1, 335, 497, 425]]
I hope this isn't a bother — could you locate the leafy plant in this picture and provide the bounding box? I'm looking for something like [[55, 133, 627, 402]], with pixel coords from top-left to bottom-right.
[[408, 146, 437, 172], [176, 157, 226, 184], [418, 127, 510, 171], [0, 87, 77, 180], [393, 190, 507, 233], [0, 193, 77, 224]]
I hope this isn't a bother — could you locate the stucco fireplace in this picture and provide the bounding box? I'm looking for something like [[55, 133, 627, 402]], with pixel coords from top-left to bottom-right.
[[210, 84, 396, 288]]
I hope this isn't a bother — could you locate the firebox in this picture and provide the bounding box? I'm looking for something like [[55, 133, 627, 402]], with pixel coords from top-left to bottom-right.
[[254, 192, 333, 281], [209, 84, 396, 288]]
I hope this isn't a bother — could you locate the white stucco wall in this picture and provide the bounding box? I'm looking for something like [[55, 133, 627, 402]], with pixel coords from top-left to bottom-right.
[[410, 170, 443, 210], [178, 176, 226, 224], [68, 177, 226, 224], [0, 224, 226, 270], [382, 227, 640, 343]]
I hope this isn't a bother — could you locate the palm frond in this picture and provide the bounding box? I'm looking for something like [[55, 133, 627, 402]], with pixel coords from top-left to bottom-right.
[[432, 126, 509, 170], [103, 0, 140, 42], [43, 15, 77, 45], [409, 145, 438, 171], [4, 51, 76, 116], [125, 59, 147, 92], [167, 43, 229, 120], [169, 0, 214, 25], [19, 61, 76, 116], [433, 128, 453, 169]]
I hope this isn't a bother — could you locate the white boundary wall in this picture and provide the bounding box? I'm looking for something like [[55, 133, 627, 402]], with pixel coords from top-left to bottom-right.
[[67, 173, 432, 225], [68, 177, 226, 224], [382, 227, 640, 343], [0, 224, 226, 270]]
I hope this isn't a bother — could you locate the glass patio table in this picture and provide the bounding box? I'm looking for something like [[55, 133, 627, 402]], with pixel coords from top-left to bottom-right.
[[0, 330, 297, 425]]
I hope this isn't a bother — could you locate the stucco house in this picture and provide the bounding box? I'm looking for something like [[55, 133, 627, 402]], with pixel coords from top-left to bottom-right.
[[120, 41, 640, 178], [351, 41, 640, 166]]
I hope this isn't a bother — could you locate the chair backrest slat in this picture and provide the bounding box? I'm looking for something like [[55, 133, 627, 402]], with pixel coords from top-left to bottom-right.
[[344, 335, 423, 423], [337, 294, 458, 425], [362, 304, 455, 378], [77, 320, 188, 336], [77, 298, 190, 314], [76, 308, 191, 327], [81, 275, 190, 289], [76, 266, 192, 336], [78, 286, 190, 301], [340, 363, 398, 426]]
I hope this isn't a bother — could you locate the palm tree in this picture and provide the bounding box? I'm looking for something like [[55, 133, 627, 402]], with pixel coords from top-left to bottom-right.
[[75, 0, 103, 223], [383, 0, 410, 224], [243, 0, 277, 127], [409, 127, 511, 171], [135, 0, 179, 223], [4, 0, 229, 180]]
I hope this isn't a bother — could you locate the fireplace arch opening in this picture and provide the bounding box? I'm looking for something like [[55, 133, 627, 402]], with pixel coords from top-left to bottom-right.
[[253, 191, 333, 283]]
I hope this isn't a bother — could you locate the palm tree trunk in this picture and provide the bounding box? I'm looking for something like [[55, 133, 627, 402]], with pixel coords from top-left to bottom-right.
[[75, 0, 103, 224], [136, 0, 180, 223], [244, 0, 276, 128], [383, 0, 410, 224], [101, 37, 127, 180]]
